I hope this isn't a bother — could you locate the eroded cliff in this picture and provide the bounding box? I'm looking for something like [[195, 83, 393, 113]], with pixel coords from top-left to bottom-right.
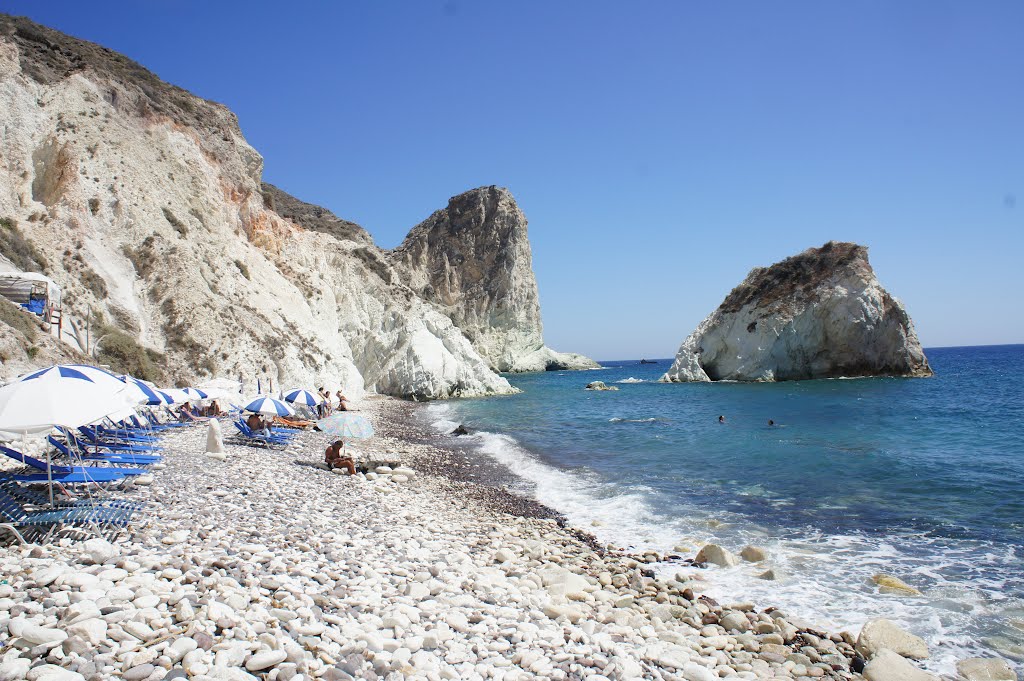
[[0, 15, 588, 398], [661, 242, 932, 383]]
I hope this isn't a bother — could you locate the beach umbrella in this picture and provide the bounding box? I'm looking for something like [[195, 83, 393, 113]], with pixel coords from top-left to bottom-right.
[[243, 396, 295, 417], [119, 375, 165, 405], [281, 388, 323, 407], [153, 390, 175, 405], [316, 413, 374, 440], [0, 365, 137, 506], [158, 388, 191, 405], [2, 366, 138, 432], [24, 364, 149, 407], [182, 387, 209, 400]]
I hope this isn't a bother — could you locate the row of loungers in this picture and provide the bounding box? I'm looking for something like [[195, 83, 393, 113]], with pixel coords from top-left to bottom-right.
[[0, 409, 199, 544]]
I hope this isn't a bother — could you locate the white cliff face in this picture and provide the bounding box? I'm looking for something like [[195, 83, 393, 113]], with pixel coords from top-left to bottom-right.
[[0, 16, 520, 399], [391, 186, 600, 374], [661, 242, 932, 383]]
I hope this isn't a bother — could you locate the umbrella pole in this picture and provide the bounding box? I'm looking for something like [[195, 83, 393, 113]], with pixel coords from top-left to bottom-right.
[[47, 446, 54, 508]]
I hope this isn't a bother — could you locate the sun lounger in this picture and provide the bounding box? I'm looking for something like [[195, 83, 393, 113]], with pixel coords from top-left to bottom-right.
[[231, 420, 292, 447], [0, 486, 138, 544], [74, 427, 162, 452], [0, 446, 147, 482], [0, 477, 144, 514], [48, 437, 161, 466]]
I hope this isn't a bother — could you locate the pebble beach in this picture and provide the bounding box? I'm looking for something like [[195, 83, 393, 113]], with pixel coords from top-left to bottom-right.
[[0, 397, 957, 681]]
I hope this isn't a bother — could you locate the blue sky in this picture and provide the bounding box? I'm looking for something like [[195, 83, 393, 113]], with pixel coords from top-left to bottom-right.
[[8, 1, 1022, 359]]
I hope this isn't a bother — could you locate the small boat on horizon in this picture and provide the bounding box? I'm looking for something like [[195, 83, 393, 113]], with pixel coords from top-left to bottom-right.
[[639, 359, 658, 364]]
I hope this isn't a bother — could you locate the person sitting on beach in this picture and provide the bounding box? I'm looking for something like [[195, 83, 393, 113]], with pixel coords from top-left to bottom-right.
[[324, 440, 356, 475], [246, 412, 272, 436], [336, 390, 355, 412]]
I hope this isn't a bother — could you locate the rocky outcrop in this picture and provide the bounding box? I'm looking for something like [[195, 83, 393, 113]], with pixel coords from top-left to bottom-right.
[[0, 15, 589, 398], [391, 186, 599, 373], [661, 242, 932, 383]]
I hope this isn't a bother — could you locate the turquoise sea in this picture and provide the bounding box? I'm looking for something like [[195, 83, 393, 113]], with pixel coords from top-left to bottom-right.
[[422, 345, 1024, 676]]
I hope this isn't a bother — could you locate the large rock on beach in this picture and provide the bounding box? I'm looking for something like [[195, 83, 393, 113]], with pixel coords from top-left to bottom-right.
[[695, 544, 739, 567], [856, 618, 930, 659], [661, 241, 932, 382], [863, 649, 938, 681], [0, 15, 591, 395], [873, 573, 923, 596], [205, 418, 225, 454], [957, 657, 1018, 680]]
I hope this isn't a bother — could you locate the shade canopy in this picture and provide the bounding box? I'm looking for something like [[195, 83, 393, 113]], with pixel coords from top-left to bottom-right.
[[182, 387, 208, 400], [0, 365, 136, 435], [282, 388, 323, 407], [316, 413, 373, 440], [158, 388, 191, 405], [244, 396, 295, 417]]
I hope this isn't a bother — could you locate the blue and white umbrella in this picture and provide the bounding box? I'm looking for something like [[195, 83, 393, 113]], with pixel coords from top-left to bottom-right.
[[243, 395, 295, 417], [156, 388, 192, 405], [0, 365, 136, 435], [26, 364, 148, 406], [0, 365, 139, 507], [182, 387, 209, 400], [316, 413, 373, 440], [119, 375, 166, 405], [281, 388, 323, 407]]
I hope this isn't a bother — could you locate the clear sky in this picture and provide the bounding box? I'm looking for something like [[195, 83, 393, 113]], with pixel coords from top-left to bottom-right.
[[6, 1, 1023, 360]]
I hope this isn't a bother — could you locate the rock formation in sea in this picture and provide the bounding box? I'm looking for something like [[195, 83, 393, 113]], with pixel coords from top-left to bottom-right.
[[660, 241, 932, 382], [392, 186, 599, 373], [0, 15, 595, 398]]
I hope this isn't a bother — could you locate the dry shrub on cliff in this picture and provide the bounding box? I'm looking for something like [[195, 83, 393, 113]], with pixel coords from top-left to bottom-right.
[[0, 217, 48, 273], [162, 207, 187, 237], [0, 298, 39, 343], [95, 327, 166, 383], [80, 265, 108, 298], [121, 237, 159, 278]]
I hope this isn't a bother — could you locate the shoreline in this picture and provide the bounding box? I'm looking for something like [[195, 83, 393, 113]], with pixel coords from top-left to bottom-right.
[[0, 396, 942, 681]]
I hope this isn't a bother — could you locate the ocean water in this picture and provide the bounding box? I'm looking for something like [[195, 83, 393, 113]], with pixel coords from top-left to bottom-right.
[[422, 345, 1024, 676]]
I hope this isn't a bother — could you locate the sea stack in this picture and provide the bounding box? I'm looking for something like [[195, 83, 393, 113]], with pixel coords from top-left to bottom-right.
[[661, 241, 932, 382], [391, 186, 599, 373]]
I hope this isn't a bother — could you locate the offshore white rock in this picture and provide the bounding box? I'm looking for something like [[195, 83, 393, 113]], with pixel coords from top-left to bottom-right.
[[0, 17, 585, 398], [661, 242, 932, 383]]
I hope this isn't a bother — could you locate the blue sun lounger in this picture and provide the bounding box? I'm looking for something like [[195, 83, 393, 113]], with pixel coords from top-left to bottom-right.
[[0, 446, 146, 482], [0, 477, 143, 514], [74, 427, 162, 452], [231, 420, 292, 447], [0, 486, 138, 544], [48, 437, 162, 466]]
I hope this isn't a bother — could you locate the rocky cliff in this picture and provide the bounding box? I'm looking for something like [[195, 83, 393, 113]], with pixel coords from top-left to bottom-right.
[[392, 186, 599, 373], [660, 241, 932, 382], [0, 15, 592, 398]]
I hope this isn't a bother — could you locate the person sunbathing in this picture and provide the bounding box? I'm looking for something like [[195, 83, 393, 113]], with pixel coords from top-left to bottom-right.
[[324, 440, 356, 475], [246, 413, 271, 436]]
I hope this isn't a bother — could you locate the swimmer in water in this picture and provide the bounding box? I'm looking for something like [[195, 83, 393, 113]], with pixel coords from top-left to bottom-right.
[[768, 419, 775, 426], [718, 415, 726, 424]]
